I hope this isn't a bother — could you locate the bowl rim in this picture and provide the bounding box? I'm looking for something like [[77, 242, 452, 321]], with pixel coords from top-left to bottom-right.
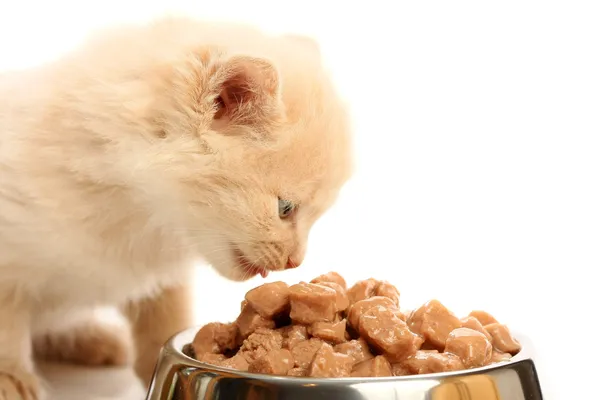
[[161, 325, 535, 384]]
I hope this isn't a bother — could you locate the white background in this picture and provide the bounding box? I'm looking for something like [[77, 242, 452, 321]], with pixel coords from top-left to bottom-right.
[[2, 1, 599, 399]]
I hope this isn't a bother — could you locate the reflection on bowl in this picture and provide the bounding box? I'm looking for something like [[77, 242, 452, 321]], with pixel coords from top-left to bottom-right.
[[146, 327, 544, 400]]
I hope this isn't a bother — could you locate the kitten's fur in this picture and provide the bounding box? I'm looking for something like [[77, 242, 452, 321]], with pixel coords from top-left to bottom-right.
[[0, 17, 352, 399]]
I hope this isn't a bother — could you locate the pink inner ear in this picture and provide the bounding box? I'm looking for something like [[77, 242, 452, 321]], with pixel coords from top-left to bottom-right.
[[214, 56, 279, 121], [218, 72, 254, 116]]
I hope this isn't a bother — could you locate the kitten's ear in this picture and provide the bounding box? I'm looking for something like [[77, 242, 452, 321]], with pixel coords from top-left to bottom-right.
[[214, 56, 282, 125]]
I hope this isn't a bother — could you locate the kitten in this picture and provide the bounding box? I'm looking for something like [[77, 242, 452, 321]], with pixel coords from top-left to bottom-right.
[[0, 16, 352, 399]]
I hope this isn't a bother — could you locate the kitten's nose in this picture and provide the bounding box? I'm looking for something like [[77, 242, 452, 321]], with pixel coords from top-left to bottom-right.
[[285, 257, 301, 270]]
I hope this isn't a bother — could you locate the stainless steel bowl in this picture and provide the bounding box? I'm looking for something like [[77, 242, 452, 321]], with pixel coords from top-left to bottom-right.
[[146, 327, 544, 400]]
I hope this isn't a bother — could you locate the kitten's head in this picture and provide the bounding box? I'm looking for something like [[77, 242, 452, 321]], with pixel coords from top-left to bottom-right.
[[144, 29, 352, 281]]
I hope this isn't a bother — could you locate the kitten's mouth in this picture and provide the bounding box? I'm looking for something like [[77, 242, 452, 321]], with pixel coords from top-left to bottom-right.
[[232, 248, 269, 279]]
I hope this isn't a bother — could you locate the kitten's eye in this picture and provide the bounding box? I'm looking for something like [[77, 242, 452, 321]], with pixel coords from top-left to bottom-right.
[[278, 198, 296, 219]]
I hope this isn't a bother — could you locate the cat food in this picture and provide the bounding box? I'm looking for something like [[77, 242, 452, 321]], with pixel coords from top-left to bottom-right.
[[351, 355, 393, 377], [444, 328, 492, 368], [289, 282, 339, 324], [189, 273, 521, 378], [308, 342, 354, 378]]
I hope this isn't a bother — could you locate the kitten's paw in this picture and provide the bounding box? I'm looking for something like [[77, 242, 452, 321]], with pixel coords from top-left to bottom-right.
[[0, 370, 41, 400], [33, 322, 132, 367]]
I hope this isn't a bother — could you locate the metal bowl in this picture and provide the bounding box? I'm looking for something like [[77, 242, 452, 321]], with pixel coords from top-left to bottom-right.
[[146, 326, 543, 400]]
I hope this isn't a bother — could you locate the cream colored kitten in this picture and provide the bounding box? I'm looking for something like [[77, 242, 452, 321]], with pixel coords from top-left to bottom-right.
[[0, 17, 352, 399]]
